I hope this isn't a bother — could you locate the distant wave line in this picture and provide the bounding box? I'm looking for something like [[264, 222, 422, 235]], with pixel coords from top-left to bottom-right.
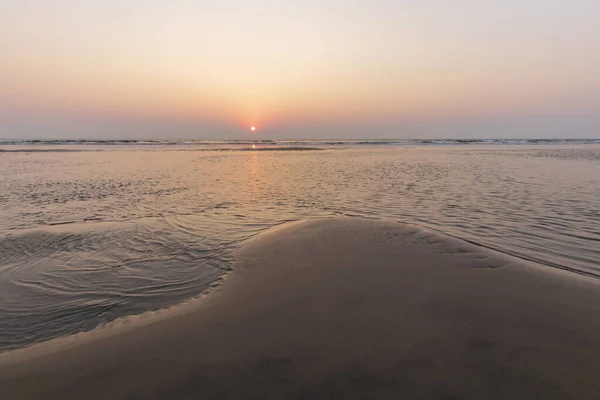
[[2, 138, 600, 146]]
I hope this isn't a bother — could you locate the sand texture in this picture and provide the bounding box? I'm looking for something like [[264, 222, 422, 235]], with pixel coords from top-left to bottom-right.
[[1, 218, 600, 399]]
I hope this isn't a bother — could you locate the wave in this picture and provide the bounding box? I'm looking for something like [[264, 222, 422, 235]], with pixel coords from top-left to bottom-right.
[[0, 146, 323, 153], [2, 138, 599, 147]]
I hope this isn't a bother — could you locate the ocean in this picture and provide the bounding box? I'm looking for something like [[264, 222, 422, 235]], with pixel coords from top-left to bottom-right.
[[1, 140, 599, 351]]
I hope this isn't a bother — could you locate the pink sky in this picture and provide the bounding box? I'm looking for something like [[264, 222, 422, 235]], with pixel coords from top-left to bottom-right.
[[1, 0, 599, 139]]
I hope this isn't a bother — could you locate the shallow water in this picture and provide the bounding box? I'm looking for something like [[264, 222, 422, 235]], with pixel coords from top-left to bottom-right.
[[1, 144, 599, 351]]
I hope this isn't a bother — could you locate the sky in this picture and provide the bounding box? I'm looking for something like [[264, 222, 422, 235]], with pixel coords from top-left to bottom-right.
[[1, 0, 599, 139]]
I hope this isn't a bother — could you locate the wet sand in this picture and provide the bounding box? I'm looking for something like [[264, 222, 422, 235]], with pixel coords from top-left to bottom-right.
[[1, 218, 600, 399]]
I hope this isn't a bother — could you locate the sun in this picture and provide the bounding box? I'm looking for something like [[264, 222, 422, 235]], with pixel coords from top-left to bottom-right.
[[250, 126, 256, 132]]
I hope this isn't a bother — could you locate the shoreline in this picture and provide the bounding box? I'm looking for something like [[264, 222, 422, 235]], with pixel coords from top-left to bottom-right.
[[2, 217, 600, 399]]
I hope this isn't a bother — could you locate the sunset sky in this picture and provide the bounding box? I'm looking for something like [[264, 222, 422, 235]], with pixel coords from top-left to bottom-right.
[[1, 0, 599, 139]]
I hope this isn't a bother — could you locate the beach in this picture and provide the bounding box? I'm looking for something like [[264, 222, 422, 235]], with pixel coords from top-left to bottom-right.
[[2, 217, 599, 399], [1, 145, 599, 351]]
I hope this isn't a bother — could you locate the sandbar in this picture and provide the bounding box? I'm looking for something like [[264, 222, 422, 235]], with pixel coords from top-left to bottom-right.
[[1, 218, 600, 399]]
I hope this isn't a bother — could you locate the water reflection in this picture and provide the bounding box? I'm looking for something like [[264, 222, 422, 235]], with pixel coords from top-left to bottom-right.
[[248, 152, 260, 202]]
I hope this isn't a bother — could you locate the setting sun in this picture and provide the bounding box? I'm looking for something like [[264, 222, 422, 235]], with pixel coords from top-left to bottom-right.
[[250, 126, 256, 131]]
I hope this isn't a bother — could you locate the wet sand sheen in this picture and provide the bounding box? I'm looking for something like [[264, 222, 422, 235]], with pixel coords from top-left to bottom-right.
[[1, 218, 600, 399]]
